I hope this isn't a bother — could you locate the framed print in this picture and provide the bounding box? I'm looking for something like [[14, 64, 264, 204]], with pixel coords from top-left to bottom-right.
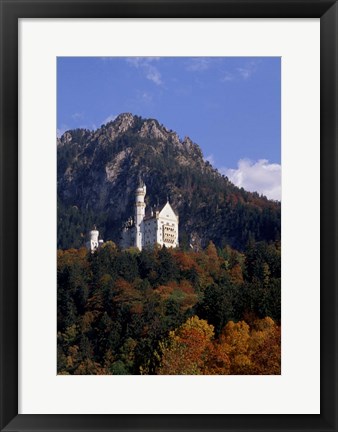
[[0, 0, 337, 431]]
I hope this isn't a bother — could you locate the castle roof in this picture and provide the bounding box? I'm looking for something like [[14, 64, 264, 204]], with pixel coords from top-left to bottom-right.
[[143, 201, 178, 221]]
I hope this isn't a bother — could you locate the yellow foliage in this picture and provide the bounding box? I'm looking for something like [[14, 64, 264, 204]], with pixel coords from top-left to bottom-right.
[[220, 317, 281, 375], [157, 316, 217, 375], [63, 324, 78, 344]]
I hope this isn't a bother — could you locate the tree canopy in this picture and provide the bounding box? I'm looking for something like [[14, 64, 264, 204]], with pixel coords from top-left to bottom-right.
[[58, 241, 281, 375]]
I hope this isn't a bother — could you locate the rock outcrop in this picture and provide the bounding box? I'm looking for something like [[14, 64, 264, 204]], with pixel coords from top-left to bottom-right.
[[57, 113, 281, 250]]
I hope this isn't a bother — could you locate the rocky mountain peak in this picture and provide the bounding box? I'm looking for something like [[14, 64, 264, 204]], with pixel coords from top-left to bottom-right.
[[102, 112, 136, 141], [182, 136, 194, 149], [57, 113, 281, 251], [113, 112, 135, 131], [181, 136, 203, 159], [57, 131, 75, 147], [139, 119, 169, 142]]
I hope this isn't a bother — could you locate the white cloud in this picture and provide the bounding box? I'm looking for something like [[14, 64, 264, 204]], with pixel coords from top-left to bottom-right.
[[71, 112, 84, 120], [145, 67, 162, 85], [221, 72, 234, 82], [237, 61, 259, 80], [221, 61, 259, 84], [126, 57, 162, 85], [138, 91, 153, 104], [77, 123, 97, 131], [57, 124, 69, 138], [126, 57, 160, 66], [102, 114, 117, 125], [220, 159, 281, 201], [186, 58, 210, 72], [57, 122, 97, 138], [204, 154, 215, 165]]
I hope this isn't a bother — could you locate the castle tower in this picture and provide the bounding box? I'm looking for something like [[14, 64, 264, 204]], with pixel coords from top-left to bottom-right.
[[135, 181, 146, 250], [120, 184, 179, 251], [87, 225, 99, 252]]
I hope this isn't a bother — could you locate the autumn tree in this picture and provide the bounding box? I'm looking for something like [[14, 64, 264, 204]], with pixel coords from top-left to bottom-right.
[[157, 316, 215, 374], [248, 317, 281, 374], [57, 241, 281, 375], [219, 317, 281, 375]]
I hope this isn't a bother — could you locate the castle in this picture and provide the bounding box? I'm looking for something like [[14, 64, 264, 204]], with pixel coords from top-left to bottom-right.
[[86, 183, 179, 252], [86, 225, 104, 253], [120, 182, 179, 251]]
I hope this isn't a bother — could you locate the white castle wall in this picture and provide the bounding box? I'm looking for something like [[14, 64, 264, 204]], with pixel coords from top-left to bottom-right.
[[122, 184, 179, 251]]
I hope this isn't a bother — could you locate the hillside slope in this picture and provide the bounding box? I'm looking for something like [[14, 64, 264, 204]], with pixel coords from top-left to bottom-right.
[[57, 113, 280, 250]]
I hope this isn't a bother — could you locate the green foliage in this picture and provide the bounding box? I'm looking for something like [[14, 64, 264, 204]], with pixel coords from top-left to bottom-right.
[[197, 279, 236, 336], [57, 116, 281, 251], [57, 241, 281, 375]]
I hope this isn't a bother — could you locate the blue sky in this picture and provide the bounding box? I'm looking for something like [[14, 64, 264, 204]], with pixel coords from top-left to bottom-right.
[[57, 57, 281, 200]]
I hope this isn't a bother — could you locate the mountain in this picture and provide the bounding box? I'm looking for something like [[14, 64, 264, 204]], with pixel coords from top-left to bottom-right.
[[57, 113, 281, 250]]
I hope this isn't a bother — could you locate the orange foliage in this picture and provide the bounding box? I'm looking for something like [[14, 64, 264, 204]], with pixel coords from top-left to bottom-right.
[[158, 316, 280, 375], [248, 317, 281, 374], [80, 311, 96, 333], [114, 279, 141, 304], [158, 316, 214, 374], [158, 316, 230, 375], [74, 359, 107, 375], [58, 247, 89, 268], [178, 279, 194, 294], [204, 342, 231, 375], [219, 317, 281, 375], [173, 250, 198, 271], [155, 283, 176, 299], [130, 302, 143, 315], [229, 263, 244, 285]]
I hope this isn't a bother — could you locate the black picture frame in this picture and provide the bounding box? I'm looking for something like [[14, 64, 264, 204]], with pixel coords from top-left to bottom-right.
[[0, 1, 337, 431]]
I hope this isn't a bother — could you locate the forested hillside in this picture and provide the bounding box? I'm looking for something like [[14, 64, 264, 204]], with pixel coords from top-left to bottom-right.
[[57, 113, 281, 251], [57, 241, 281, 375]]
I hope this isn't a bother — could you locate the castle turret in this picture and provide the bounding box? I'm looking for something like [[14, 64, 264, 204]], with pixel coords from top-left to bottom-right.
[[86, 225, 103, 252], [135, 181, 146, 250], [120, 184, 179, 251]]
